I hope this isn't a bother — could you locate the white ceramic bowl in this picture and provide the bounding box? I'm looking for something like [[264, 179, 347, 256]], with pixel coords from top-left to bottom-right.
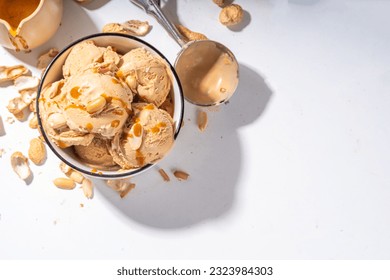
[[37, 33, 184, 179]]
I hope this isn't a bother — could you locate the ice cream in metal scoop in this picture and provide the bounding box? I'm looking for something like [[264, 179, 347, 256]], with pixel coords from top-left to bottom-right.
[[130, 0, 239, 106]]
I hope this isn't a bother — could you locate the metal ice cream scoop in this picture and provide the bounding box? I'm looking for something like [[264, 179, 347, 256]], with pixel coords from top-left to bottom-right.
[[129, 0, 239, 106]]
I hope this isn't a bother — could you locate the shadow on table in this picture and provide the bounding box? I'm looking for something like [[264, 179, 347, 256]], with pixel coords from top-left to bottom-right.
[[4, 0, 99, 66], [96, 64, 273, 229]]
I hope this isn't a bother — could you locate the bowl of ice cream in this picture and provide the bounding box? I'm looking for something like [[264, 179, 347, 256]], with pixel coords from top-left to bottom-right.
[[37, 33, 184, 179]]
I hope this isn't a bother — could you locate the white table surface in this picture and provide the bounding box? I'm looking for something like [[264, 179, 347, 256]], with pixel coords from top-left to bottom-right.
[[1, 0, 390, 260]]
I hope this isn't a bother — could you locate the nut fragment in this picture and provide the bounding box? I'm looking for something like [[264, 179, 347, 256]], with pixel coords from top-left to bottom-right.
[[125, 75, 137, 91], [29, 114, 38, 129], [20, 89, 37, 104], [82, 178, 94, 199], [59, 162, 72, 174], [197, 110, 208, 132], [219, 4, 244, 26], [68, 170, 84, 184], [0, 65, 29, 83], [158, 168, 170, 182], [28, 138, 46, 165], [37, 48, 59, 70], [173, 170, 189, 181], [48, 113, 67, 129], [14, 111, 24, 121], [29, 100, 37, 113], [176, 25, 208, 41], [59, 162, 84, 184], [11, 151, 31, 180], [7, 97, 29, 115], [103, 20, 151, 36], [86, 96, 106, 114], [128, 122, 143, 150], [53, 177, 76, 190], [6, 116, 15, 124], [14, 76, 40, 91]]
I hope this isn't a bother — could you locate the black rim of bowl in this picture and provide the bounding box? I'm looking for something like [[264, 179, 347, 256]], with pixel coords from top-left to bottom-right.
[[36, 32, 184, 179]]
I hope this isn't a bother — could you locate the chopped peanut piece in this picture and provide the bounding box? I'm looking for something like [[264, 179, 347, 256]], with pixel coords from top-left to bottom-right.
[[173, 170, 190, 181], [120, 183, 135, 198], [158, 168, 170, 182], [197, 110, 208, 132]]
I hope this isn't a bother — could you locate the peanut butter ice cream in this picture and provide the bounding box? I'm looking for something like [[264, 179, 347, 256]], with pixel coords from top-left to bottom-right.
[[39, 40, 176, 172], [63, 40, 121, 77], [74, 138, 116, 168], [61, 72, 132, 138], [109, 103, 174, 169], [118, 48, 171, 107]]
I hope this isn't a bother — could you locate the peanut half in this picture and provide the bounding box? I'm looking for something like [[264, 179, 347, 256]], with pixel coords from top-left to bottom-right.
[[28, 138, 46, 165], [158, 168, 170, 182], [53, 177, 76, 190], [173, 170, 190, 181], [86, 96, 106, 114], [82, 178, 94, 199]]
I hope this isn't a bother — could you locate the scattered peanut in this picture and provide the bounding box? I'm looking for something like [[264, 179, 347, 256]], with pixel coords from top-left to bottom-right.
[[14, 76, 39, 91], [0, 65, 29, 84], [173, 170, 190, 181], [82, 178, 94, 199], [7, 97, 29, 115], [158, 168, 170, 182], [37, 48, 59, 70], [14, 111, 24, 121], [59, 162, 72, 174], [53, 177, 76, 190], [29, 100, 36, 112], [219, 4, 244, 26], [29, 114, 38, 129], [10, 151, 31, 180], [176, 25, 208, 41], [59, 162, 84, 183], [28, 138, 46, 165], [68, 170, 85, 184], [197, 110, 208, 132]]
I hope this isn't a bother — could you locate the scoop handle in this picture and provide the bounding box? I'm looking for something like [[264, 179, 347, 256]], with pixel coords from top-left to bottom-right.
[[129, 0, 187, 47]]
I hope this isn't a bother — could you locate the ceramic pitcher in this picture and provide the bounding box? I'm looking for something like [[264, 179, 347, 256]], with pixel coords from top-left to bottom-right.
[[0, 0, 63, 52]]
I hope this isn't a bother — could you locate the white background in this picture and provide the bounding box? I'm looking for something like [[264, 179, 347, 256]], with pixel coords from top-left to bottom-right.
[[1, 0, 390, 259]]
